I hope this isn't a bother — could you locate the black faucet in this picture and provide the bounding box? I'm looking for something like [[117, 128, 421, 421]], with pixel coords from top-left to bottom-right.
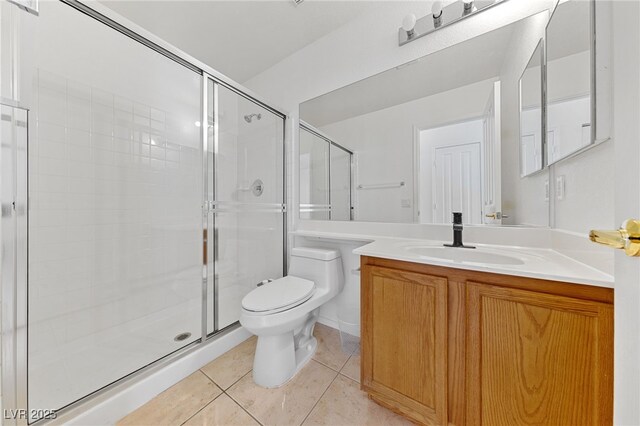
[[444, 212, 475, 249]]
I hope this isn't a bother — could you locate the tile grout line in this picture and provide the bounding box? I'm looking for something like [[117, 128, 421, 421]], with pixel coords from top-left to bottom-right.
[[224, 374, 265, 426], [298, 365, 341, 426], [225, 391, 264, 426], [311, 349, 353, 373], [337, 353, 360, 384], [178, 389, 224, 426], [221, 367, 255, 392], [312, 357, 345, 373], [199, 338, 257, 389], [180, 365, 254, 426], [338, 371, 360, 386], [189, 332, 354, 426], [198, 368, 217, 385]]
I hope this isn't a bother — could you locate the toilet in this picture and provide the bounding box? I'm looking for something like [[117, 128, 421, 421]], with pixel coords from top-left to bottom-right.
[[239, 247, 344, 388]]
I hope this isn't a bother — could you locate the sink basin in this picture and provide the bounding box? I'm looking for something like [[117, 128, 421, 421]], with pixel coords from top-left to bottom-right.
[[405, 245, 525, 266]]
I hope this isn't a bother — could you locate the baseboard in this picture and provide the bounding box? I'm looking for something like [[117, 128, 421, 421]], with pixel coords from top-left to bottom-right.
[[53, 326, 252, 426], [317, 316, 339, 330]]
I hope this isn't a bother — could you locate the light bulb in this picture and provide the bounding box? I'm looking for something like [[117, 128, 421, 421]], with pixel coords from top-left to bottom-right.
[[463, 0, 474, 15], [432, 1, 443, 18], [402, 14, 417, 33]]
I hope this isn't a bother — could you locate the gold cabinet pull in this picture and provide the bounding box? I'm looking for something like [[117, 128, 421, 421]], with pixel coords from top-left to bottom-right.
[[589, 219, 640, 256]]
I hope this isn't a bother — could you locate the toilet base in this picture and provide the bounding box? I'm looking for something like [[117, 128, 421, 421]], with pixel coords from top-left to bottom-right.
[[252, 334, 318, 388], [293, 335, 317, 376], [251, 310, 320, 388]]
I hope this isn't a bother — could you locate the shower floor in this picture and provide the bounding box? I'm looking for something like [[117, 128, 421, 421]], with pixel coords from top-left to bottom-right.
[[29, 298, 201, 412], [29, 281, 252, 413]]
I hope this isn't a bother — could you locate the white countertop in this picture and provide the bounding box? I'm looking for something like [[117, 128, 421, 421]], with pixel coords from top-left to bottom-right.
[[292, 231, 614, 288]]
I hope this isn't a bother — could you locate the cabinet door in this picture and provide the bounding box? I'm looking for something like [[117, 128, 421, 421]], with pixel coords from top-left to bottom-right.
[[362, 266, 448, 425], [466, 282, 613, 426]]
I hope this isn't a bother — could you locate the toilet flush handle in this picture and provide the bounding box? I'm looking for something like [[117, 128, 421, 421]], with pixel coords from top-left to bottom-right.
[[256, 279, 274, 287]]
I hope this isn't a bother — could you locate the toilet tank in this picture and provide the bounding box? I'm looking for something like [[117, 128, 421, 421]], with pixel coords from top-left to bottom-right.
[[288, 247, 344, 295]]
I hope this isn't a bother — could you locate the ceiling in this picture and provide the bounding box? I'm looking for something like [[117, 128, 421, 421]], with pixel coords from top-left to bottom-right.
[[99, 0, 375, 83]]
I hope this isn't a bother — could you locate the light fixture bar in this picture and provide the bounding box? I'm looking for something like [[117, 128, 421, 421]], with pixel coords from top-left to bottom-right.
[[398, 0, 507, 46]]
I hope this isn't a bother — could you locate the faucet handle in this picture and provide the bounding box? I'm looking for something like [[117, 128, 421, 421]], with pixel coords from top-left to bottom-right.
[[452, 212, 463, 224]]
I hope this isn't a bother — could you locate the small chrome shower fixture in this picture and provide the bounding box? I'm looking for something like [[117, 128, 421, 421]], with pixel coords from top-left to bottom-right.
[[244, 113, 262, 123]]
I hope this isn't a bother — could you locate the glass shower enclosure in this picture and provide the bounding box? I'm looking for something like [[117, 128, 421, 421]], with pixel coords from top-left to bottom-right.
[[206, 81, 285, 333], [299, 122, 352, 221], [0, 0, 286, 421]]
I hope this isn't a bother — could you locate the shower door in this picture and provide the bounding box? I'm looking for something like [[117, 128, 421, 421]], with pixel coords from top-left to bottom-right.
[[23, 1, 203, 416], [207, 79, 285, 333]]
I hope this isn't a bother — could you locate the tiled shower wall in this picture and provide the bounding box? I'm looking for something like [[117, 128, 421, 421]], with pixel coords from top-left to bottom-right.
[[29, 68, 202, 357]]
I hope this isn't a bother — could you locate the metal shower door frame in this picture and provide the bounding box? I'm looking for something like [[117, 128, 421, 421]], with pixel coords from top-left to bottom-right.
[[299, 121, 354, 220], [204, 75, 288, 337], [1, 101, 29, 426]]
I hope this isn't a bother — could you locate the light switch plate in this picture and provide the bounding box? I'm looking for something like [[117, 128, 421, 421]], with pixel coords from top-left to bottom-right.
[[556, 176, 565, 200], [544, 180, 550, 202]]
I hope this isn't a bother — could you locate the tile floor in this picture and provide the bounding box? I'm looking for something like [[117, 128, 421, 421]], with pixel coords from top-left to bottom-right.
[[117, 324, 412, 426]]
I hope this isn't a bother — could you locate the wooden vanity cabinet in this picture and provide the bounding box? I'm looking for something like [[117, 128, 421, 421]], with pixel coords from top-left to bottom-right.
[[361, 265, 448, 425], [360, 256, 614, 426]]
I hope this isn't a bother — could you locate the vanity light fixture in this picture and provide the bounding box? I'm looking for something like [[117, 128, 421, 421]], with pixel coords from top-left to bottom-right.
[[398, 0, 507, 46], [432, 1, 443, 28]]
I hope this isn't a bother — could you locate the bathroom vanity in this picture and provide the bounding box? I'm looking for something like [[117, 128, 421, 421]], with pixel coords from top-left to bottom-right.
[[359, 255, 613, 426], [292, 0, 618, 423]]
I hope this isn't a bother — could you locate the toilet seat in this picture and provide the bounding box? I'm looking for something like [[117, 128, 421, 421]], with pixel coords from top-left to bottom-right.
[[242, 276, 316, 314]]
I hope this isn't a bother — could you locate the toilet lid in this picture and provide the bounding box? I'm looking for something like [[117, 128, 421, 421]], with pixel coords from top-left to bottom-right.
[[242, 276, 316, 313]]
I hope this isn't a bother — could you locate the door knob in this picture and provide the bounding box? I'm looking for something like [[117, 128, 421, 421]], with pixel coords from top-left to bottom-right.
[[589, 219, 640, 256], [485, 212, 509, 219]]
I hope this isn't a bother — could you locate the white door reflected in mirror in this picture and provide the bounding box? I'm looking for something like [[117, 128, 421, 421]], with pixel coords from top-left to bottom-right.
[[419, 120, 482, 225]]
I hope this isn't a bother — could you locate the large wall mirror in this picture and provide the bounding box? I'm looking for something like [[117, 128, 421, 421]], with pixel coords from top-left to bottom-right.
[[520, 40, 544, 177], [545, 0, 611, 164], [299, 11, 551, 226]]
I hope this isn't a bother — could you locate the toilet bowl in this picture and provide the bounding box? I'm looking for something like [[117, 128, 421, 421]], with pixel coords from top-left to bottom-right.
[[239, 247, 344, 388]]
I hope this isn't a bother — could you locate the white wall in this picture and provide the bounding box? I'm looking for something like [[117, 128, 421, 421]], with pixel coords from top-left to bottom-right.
[[552, 140, 614, 231]]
